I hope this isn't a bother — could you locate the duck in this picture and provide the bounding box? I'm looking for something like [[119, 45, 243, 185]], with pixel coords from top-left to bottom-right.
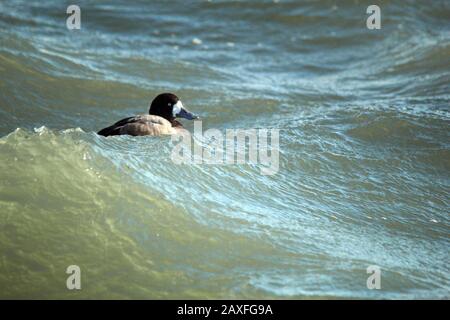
[[97, 93, 198, 137]]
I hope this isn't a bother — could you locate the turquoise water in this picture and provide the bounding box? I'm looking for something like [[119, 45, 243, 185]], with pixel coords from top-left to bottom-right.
[[0, 0, 449, 299]]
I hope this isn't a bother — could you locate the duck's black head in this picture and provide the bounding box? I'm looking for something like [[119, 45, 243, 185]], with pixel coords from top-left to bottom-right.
[[149, 93, 198, 123]]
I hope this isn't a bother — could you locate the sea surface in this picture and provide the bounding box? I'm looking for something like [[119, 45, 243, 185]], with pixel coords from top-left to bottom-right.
[[0, 0, 449, 299]]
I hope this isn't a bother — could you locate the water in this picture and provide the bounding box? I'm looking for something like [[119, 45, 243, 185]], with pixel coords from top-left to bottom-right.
[[0, 0, 449, 299]]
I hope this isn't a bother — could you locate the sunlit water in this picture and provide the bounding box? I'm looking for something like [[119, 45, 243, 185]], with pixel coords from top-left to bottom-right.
[[0, 0, 449, 299]]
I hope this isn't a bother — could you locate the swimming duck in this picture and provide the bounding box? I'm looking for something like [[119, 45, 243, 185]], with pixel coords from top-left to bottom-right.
[[97, 93, 198, 136]]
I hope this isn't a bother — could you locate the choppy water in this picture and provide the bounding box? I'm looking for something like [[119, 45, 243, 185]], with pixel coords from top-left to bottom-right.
[[0, 0, 449, 299]]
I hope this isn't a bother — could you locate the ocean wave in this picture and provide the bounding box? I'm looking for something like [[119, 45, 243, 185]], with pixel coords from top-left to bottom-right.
[[0, 0, 449, 299]]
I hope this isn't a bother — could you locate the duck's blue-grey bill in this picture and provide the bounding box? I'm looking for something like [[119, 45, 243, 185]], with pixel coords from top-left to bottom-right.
[[177, 108, 199, 120]]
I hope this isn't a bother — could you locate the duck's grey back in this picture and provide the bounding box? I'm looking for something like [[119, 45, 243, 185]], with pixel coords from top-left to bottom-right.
[[97, 115, 175, 136]]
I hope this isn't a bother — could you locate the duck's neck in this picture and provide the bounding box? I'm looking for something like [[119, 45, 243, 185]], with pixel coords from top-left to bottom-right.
[[171, 119, 183, 127]]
